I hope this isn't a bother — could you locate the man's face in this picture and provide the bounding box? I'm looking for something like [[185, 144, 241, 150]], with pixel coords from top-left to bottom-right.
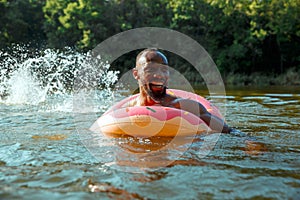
[[135, 62, 170, 100]]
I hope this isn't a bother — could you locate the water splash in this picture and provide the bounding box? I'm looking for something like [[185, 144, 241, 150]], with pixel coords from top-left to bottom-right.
[[0, 46, 119, 112]]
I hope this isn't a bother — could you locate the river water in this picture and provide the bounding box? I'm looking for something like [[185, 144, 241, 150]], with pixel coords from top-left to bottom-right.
[[0, 49, 299, 199]]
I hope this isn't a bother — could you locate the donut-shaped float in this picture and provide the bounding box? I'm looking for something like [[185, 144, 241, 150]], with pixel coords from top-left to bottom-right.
[[90, 89, 223, 137]]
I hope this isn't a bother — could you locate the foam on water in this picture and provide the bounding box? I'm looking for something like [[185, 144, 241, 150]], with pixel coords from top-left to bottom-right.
[[5, 62, 46, 105], [0, 46, 120, 112]]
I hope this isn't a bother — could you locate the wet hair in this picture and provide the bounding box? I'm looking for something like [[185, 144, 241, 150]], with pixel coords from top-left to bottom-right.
[[136, 48, 168, 67]]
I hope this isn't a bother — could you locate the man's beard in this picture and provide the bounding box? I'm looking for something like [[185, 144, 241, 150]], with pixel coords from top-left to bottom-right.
[[145, 83, 167, 102]]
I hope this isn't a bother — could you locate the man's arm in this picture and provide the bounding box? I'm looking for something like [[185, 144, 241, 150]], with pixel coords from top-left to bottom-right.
[[198, 112, 231, 133], [172, 99, 231, 133]]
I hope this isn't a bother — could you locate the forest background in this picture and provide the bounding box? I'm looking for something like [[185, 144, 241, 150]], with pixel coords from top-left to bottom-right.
[[0, 0, 299, 86]]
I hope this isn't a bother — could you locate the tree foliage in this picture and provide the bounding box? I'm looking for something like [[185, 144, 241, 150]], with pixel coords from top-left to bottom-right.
[[0, 0, 45, 46], [0, 0, 299, 76]]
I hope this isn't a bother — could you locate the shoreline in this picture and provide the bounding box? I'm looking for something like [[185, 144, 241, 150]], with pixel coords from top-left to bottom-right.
[[222, 68, 300, 86]]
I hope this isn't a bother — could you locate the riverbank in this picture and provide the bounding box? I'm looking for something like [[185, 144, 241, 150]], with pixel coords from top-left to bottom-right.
[[223, 67, 300, 86]]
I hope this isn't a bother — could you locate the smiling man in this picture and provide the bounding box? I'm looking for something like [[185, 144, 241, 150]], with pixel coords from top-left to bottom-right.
[[126, 48, 241, 134], [131, 48, 172, 106]]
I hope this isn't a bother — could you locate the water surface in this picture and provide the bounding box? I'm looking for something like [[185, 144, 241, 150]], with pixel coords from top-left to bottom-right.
[[1, 49, 299, 199], [1, 85, 300, 199]]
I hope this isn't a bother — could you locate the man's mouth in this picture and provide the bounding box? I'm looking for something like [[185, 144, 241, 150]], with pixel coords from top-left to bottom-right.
[[144, 82, 167, 101], [149, 82, 165, 92]]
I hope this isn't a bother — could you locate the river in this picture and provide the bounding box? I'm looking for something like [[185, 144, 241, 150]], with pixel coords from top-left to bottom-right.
[[0, 49, 299, 199]]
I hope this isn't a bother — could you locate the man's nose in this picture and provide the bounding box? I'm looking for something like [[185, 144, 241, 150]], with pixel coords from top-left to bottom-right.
[[153, 72, 165, 79], [153, 73, 161, 78], [153, 69, 165, 78]]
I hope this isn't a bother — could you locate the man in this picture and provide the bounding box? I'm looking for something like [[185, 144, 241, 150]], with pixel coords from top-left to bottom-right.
[[128, 48, 239, 134]]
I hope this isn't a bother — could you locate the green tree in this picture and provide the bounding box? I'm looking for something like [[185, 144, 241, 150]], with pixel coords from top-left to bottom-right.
[[167, 0, 252, 75], [1, 0, 298, 77], [0, 0, 45, 48], [204, 0, 300, 73], [43, 0, 110, 49], [247, 0, 300, 72]]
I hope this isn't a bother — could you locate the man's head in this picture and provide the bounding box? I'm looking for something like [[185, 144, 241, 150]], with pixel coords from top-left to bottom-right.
[[133, 48, 169, 102], [136, 48, 168, 67]]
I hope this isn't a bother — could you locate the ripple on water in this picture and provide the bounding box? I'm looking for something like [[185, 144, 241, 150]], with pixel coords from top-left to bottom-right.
[[19, 168, 85, 188], [263, 99, 299, 105], [1, 83, 300, 199], [0, 143, 33, 166], [265, 93, 295, 97]]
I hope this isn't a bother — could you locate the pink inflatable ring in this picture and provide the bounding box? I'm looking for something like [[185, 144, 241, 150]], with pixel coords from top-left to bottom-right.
[[90, 89, 223, 137]]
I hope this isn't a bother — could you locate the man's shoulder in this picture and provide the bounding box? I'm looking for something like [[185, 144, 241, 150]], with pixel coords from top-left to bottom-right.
[[122, 97, 138, 107], [164, 94, 181, 107]]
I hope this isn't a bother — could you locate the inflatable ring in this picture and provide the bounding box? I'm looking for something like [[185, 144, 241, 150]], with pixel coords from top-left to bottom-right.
[[90, 89, 223, 137]]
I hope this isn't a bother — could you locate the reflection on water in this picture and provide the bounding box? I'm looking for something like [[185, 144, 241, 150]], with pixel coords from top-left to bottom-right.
[[1, 86, 300, 199]]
